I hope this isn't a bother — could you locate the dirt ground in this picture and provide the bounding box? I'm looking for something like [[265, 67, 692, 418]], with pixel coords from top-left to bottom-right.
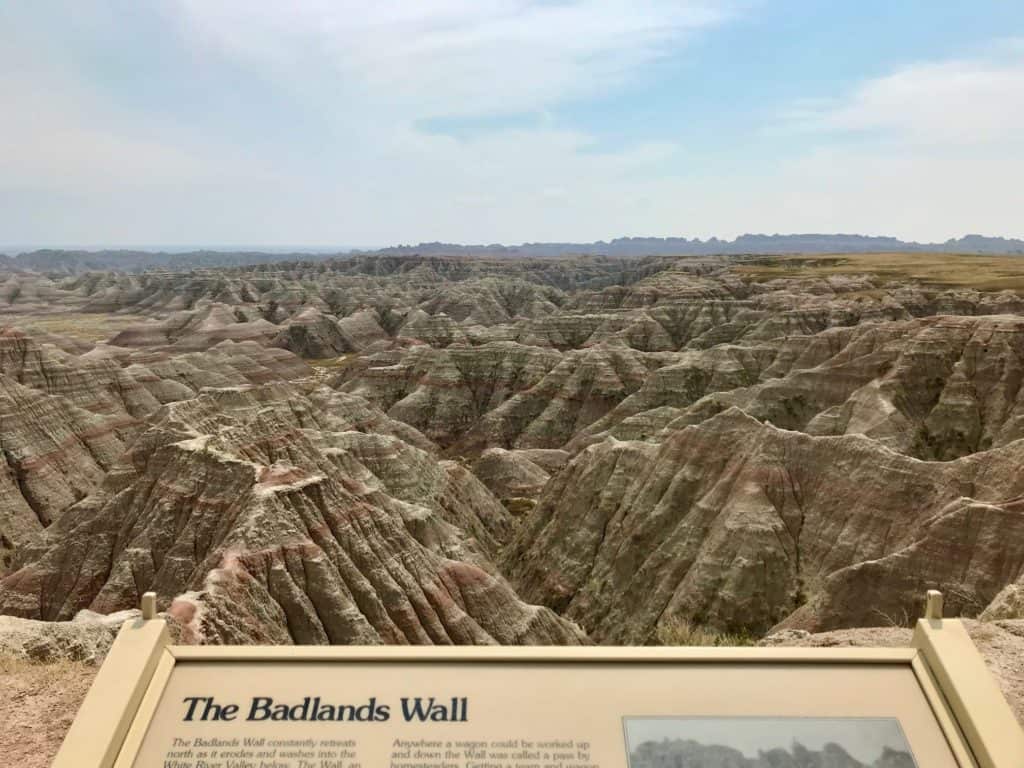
[[759, 619, 1024, 727], [0, 655, 97, 768]]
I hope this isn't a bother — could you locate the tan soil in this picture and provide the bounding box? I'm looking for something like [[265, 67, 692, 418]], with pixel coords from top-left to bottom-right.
[[760, 619, 1024, 727], [0, 656, 98, 768]]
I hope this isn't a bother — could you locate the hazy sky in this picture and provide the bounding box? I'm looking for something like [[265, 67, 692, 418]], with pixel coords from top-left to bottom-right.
[[2, 1, 1023, 247]]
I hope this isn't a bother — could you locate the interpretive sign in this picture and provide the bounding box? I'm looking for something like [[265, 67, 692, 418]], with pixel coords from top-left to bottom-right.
[[53, 592, 1024, 768]]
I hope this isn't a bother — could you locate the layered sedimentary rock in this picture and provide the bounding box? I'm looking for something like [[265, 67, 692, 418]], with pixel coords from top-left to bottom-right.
[[0, 325, 310, 573], [3, 252, 1024, 647], [459, 344, 671, 452], [338, 341, 564, 447], [470, 447, 563, 515], [472, 448, 552, 501], [505, 409, 1024, 642], [0, 375, 130, 570], [0, 326, 160, 416], [574, 314, 1024, 464], [806, 315, 1024, 459], [0, 610, 138, 663], [272, 308, 360, 358], [109, 302, 280, 350], [0, 385, 584, 645]]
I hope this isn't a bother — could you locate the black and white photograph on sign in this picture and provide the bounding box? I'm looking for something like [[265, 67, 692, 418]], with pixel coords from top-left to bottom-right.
[[624, 716, 918, 768]]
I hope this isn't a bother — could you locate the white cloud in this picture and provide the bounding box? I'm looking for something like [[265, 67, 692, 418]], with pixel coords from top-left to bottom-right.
[[0, 73, 202, 186], [737, 45, 1024, 241], [780, 45, 1024, 146], [684, 144, 1022, 242], [1, 4, 1022, 245], [1, 0, 733, 244], [0, 10, 238, 194], [174, 0, 733, 117]]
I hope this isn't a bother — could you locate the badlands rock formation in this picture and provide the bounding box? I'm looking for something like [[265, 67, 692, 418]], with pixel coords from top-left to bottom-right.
[[505, 408, 1024, 641], [0, 252, 1022, 648], [0, 609, 151, 664], [0, 385, 581, 645]]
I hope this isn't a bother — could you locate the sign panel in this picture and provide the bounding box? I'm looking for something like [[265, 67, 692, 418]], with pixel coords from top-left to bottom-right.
[[127, 656, 956, 767], [51, 593, 1024, 768]]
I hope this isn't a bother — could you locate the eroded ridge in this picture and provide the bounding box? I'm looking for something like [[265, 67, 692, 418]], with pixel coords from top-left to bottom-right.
[[1, 252, 1022, 645]]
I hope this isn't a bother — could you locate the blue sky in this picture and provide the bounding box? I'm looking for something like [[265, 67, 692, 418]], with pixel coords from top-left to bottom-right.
[[1, 1, 1022, 247]]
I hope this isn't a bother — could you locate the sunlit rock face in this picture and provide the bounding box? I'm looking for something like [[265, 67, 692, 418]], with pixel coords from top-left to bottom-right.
[[2, 252, 1024, 645]]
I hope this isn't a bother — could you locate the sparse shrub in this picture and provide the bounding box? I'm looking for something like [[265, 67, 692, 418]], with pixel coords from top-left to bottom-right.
[[654, 618, 756, 647], [0, 653, 84, 677], [792, 577, 807, 608], [307, 354, 354, 370], [503, 497, 536, 516]]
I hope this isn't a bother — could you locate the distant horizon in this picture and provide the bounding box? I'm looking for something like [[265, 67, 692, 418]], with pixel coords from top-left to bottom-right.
[[0, 245, 369, 256], [4, 230, 1024, 257]]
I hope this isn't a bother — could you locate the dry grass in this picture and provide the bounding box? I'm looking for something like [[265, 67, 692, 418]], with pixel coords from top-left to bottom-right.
[[0, 653, 83, 677], [0, 653, 33, 675], [654, 618, 756, 647], [735, 252, 1024, 291], [303, 355, 362, 387], [0, 312, 145, 342], [307, 354, 355, 370], [503, 497, 537, 516]]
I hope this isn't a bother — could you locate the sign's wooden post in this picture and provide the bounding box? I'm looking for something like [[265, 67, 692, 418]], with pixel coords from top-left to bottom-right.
[[912, 590, 1024, 768], [51, 592, 168, 768]]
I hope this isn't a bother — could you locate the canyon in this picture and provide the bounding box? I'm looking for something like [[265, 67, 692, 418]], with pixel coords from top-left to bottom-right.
[[0, 251, 1022, 650]]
